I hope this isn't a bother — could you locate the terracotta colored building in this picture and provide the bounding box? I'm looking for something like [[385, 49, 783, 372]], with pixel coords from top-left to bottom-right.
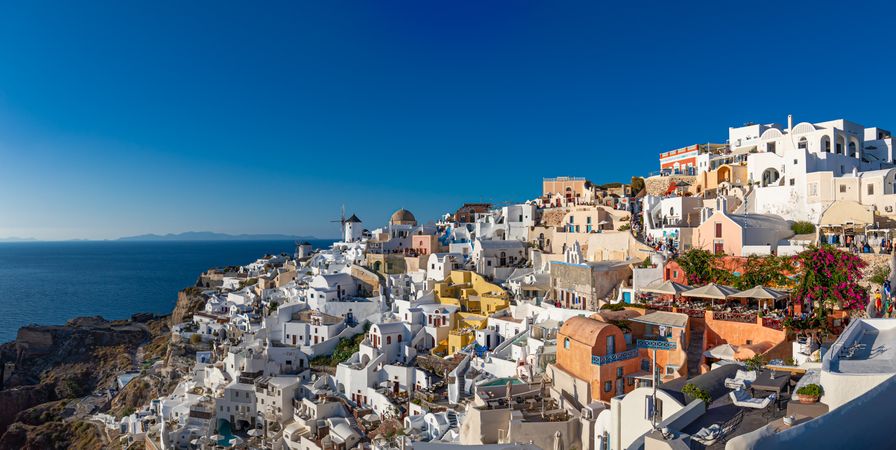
[[453, 203, 492, 223], [555, 316, 641, 403]]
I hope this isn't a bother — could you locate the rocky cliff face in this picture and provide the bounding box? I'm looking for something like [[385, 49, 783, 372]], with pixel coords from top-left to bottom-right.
[[0, 315, 161, 447], [0, 284, 205, 449], [169, 287, 207, 326]]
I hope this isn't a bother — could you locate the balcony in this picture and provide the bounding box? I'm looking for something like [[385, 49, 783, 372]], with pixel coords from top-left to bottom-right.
[[591, 348, 639, 365]]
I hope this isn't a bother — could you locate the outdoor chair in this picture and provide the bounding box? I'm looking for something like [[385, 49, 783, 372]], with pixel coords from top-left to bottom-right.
[[729, 388, 775, 410], [724, 370, 757, 390], [691, 424, 724, 446]]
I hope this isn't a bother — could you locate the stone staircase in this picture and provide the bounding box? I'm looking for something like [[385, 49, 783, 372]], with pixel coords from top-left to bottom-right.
[[447, 410, 459, 428], [687, 322, 705, 377]]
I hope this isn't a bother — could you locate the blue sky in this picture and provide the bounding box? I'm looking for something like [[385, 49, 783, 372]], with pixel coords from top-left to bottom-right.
[[1, 1, 895, 240]]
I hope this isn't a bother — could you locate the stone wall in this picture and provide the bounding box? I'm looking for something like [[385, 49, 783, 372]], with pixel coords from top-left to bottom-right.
[[644, 175, 695, 196]]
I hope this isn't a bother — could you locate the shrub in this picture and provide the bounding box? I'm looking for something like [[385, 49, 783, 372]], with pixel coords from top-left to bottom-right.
[[617, 224, 631, 231], [744, 354, 765, 372], [791, 221, 816, 235], [870, 265, 891, 285], [189, 334, 202, 345], [600, 303, 625, 311], [796, 383, 823, 397], [682, 383, 711, 406]]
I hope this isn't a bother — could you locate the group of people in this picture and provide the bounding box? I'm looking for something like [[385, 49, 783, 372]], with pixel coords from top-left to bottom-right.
[[873, 279, 893, 317]]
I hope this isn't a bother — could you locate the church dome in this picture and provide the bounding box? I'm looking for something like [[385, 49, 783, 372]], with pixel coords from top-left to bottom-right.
[[390, 208, 417, 226]]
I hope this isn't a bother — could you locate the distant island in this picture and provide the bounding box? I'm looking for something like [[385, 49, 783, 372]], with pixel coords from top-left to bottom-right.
[[0, 236, 37, 242], [116, 231, 324, 241]]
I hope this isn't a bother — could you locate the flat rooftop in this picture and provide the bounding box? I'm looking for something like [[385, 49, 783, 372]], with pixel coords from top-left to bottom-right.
[[824, 319, 896, 374]]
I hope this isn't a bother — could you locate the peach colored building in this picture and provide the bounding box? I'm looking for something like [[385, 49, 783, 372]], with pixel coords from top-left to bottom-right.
[[411, 233, 441, 255], [692, 209, 793, 256], [555, 316, 641, 403], [542, 176, 594, 207]]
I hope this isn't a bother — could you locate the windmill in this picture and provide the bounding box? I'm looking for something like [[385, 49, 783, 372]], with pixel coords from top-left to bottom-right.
[[331, 205, 347, 238]]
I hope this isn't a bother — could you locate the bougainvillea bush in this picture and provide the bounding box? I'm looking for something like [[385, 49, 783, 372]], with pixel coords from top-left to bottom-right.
[[791, 245, 868, 314]]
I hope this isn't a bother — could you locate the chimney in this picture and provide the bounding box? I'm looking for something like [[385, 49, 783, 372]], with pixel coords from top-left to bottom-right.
[[787, 114, 793, 132]]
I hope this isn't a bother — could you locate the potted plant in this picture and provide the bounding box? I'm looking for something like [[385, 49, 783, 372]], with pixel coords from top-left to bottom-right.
[[795, 383, 823, 404]]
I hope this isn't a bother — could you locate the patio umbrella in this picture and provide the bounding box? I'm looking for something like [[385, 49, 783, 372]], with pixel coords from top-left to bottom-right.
[[246, 429, 263, 437], [209, 434, 224, 441], [641, 280, 689, 296], [681, 283, 739, 302], [732, 285, 788, 309], [229, 436, 244, 446], [703, 343, 737, 360]]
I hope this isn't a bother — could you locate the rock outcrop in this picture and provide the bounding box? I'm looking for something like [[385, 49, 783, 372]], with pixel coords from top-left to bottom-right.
[[169, 287, 207, 326], [0, 315, 163, 444]]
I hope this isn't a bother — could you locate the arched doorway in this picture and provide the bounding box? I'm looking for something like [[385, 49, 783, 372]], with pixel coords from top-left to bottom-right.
[[717, 166, 731, 184], [762, 168, 780, 187]]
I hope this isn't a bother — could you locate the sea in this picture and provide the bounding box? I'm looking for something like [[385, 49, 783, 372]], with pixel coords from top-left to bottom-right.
[[0, 240, 334, 343]]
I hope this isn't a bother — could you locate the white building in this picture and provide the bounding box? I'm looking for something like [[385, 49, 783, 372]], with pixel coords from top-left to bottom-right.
[[736, 116, 895, 221]]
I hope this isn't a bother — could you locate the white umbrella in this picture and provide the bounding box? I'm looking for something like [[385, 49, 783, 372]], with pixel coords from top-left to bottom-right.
[[229, 436, 244, 446], [209, 434, 224, 441], [703, 343, 737, 360], [681, 283, 739, 300], [246, 429, 263, 437], [641, 280, 689, 296]]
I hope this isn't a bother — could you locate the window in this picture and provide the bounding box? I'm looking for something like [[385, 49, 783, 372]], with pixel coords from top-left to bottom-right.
[[604, 381, 612, 392], [715, 223, 723, 238], [606, 335, 616, 355], [793, 159, 798, 165], [840, 185, 847, 193], [564, 337, 570, 349], [798, 137, 808, 150], [789, 179, 795, 186], [617, 367, 623, 377], [869, 184, 875, 195], [767, 142, 776, 153], [746, 339, 753, 345], [809, 183, 818, 196], [386, 336, 391, 344], [587, 216, 592, 224]]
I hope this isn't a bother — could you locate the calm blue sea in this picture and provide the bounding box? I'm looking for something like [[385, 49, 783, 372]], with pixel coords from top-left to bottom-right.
[[0, 240, 334, 343]]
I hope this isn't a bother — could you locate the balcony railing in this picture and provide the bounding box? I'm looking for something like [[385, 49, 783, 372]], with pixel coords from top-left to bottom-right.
[[678, 307, 706, 318], [714, 311, 757, 324], [762, 317, 784, 330], [591, 348, 639, 365]]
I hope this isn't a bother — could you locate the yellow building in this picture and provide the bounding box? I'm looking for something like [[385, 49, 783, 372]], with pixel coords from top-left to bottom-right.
[[433, 271, 509, 315], [434, 271, 509, 354]]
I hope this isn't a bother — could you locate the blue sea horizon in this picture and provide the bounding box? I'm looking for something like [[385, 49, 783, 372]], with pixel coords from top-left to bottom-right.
[[0, 239, 335, 343]]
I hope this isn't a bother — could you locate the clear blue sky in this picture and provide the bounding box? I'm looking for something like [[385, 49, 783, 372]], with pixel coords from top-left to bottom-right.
[[1, 1, 894, 240]]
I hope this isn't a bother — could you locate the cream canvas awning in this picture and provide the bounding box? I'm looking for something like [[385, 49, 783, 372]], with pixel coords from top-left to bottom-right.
[[819, 200, 874, 227], [681, 283, 739, 300], [731, 285, 789, 300], [641, 279, 690, 296]]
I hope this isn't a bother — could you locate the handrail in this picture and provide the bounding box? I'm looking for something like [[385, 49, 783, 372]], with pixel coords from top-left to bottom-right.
[[591, 348, 639, 365]]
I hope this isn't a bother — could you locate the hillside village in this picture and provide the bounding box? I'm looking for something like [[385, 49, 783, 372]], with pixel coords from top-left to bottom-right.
[[88, 116, 896, 449]]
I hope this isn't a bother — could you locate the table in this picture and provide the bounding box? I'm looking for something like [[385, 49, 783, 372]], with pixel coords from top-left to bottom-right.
[[751, 370, 791, 410], [768, 413, 811, 433]]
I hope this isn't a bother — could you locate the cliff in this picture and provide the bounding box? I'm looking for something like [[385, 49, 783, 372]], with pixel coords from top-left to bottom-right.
[[169, 286, 207, 326], [0, 314, 164, 447]]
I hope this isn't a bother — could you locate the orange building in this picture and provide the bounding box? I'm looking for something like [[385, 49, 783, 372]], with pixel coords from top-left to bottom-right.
[[555, 316, 641, 403], [411, 233, 441, 255]]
